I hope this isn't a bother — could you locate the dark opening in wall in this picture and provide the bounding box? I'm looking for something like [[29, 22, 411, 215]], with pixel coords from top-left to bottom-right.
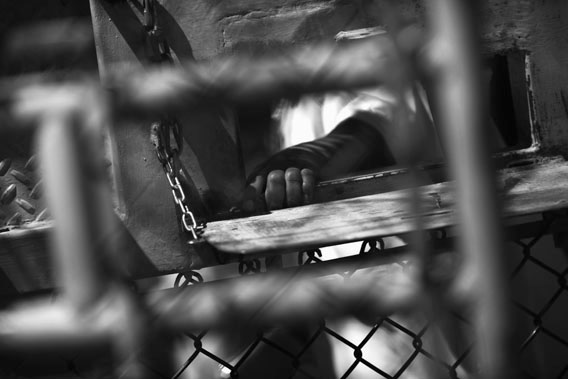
[[488, 50, 532, 150]]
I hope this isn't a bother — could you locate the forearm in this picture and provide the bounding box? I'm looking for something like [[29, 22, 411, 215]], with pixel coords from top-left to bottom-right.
[[248, 117, 395, 183]]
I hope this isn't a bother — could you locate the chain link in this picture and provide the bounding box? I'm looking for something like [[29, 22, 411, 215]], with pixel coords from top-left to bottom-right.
[[174, 271, 204, 288], [238, 258, 262, 275], [143, 0, 173, 63], [297, 249, 323, 265], [359, 238, 385, 254], [142, 1, 204, 243], [153, 120, 205, 242]]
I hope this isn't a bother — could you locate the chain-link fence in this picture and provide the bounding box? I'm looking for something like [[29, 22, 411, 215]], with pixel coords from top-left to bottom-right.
[[4, 213, 562, 379], [510, 214, 568, 378], [0, 1, 566, 377], [160, 214, 567, 379]]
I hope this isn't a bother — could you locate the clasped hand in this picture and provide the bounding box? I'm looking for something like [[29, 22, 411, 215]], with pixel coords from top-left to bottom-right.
[[241, 168, 315, 211]]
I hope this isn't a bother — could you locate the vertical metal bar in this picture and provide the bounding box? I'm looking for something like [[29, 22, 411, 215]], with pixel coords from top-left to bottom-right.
[[379, 5, 447, 376], [33, 88, 151, 378], [427, 1, 510, 378], [36, 107, 111, 310]]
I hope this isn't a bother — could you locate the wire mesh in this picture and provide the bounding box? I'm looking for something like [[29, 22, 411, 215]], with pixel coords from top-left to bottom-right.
[[164, 214, 567, 379], [1, 212, 567, 378], [159, 254, 469, 378], [510, 214, 568, 378]]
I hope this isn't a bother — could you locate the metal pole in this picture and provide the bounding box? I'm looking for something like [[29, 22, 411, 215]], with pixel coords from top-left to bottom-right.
[[28, 85, 150, 378], [427, 0, 510, 377], [108, 34, 400, 117], [1, 35, 399, 126], [34, 88, 112, 310]]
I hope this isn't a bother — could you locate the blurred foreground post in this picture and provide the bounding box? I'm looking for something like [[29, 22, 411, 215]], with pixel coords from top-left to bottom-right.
[[33, 87, 110, 310], [428, 0, 510, 377], [22, 84, 151, 378]]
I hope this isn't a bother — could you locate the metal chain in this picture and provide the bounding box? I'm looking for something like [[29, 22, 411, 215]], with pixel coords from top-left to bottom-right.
[[174, 270, 204, 288], [359, 238, 385, 254], [238, 258, 262, 275], [143, 0, 173, 63], [297, 249, 322, 265], [153, 120, 205, 242], [429, 228, 448, 241], [142, 1, 204, 243]]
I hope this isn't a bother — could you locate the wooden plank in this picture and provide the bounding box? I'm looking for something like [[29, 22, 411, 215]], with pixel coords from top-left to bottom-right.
[[0, 223, 53, 294], [2, 162, 568, 293], [0, 214, 161, 295], [204, 161, 568, 254]]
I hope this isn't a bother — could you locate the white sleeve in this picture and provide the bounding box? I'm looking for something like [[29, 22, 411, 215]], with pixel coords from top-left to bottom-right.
[[323, 86, 445, 164]]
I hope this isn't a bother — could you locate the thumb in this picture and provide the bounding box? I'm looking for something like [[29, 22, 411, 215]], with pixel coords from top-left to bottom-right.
[[241, 175, 266, 212]]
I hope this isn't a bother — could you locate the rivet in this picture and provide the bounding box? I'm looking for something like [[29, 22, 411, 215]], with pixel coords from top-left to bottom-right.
[[0, 159, 11, 176], [16, 198, 36, 215], [30, 181, 42, 199], [10, 170, 31, 186], [6, 212, 22, 226], [24, 155, 37, 171], [35, 208, 49, 221], [0, 184, 17, 205]]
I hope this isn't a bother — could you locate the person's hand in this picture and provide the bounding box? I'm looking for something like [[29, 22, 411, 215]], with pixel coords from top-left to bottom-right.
[[242, 168, 315, 211]]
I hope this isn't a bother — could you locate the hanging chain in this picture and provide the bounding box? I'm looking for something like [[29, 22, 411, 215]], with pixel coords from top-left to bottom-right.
[[297, 249, 322, 265], [153, 120, 205, 242], [142, 0, 205, 243], [143, 0, 173, 63]]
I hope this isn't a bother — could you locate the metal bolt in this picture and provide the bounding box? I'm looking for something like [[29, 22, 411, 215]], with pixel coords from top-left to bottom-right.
[[30, 181, 42, 199], [0, 184, 17, 205], [35, 208, 49, 221], [24, 156, 37, 171], [0, 159, 11, 176], [15, 198, 36, 215], [6, 212, 22, 226], [10, 170, 31, 186]]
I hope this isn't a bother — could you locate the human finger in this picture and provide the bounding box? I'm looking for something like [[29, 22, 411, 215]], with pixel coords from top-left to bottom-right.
[[285, 167, 302, 207], [242, 175, 266, 211], [265, 170, 285, 210], [301, 168, 315, 204]]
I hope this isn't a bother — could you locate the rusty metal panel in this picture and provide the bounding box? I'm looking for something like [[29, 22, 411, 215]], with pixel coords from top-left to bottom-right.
[[89, 0, 246, 271], [0, 139, 46, 229]]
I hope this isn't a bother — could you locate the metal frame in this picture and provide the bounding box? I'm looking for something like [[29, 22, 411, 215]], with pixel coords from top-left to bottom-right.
[[0, 0, 567, 377]]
